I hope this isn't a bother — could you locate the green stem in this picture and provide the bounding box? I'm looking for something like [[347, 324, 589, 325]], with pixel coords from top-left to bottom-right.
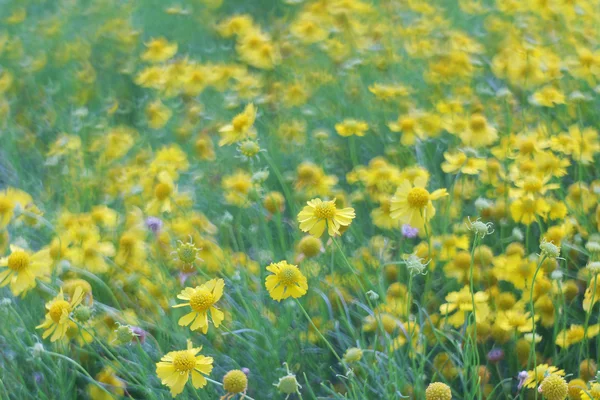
[[295, 299, 344, 365]]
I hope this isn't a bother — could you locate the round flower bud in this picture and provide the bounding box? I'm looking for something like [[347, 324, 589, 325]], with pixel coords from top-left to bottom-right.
[[114, 324, 135, 345], [73, 305, 92, 322], [567, 378, 586, 400], [539, 374, 568, 400], [580, 359, 597, 382], [425, 382, 452, 400], [275, 374, 301, 394], [297, 235, 322, 258], [587, 261, 600, 274], [343, 347, 363, 363], [263, 191, 285, 215], [238, 140, 261, 158], [540, 240, 561, 259], [223, 369, 248, 394]]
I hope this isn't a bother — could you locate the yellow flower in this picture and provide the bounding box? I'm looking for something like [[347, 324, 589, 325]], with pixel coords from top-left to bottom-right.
[[523, 364, 565, 389], [425, 382, 452, 400], [439, 286, 490, 328], [219, 103, 257, 146], [68, 235, 115, 274], [510, 196, 550, 225], [555, 324, 600, 348], [0, 245, 51, 296], [147, 171, 176, 214], [335, 119, 369, 137], [531, 85, 565, 107], [87, 367, 125, 400], [141, 37, 178, 63], [156, 340, 213, 397], [221, 369, 248, 399], [173, 279, 225, 334], [146, 99, 172, 129], [0, 187, 33, 228], [297, 198, 355, 238], [390, 177, 447, 233], [387, 115, 422, 146], [265, 261, 308, 301], [539, 374, 568, 400], [36, 287, 85, 342], [441, 151, 486, 175], [580, 383, 600, 400]]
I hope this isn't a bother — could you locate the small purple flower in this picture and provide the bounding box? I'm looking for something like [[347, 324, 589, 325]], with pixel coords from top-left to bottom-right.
[[241, 368, 250, 376], [487, 348, 504, 363], [131, 326, 147, 344], [401, 224, 419, 239], [145, 216, 163, 234], [517, 371, 528, 389], [34, 372, 44, 384]]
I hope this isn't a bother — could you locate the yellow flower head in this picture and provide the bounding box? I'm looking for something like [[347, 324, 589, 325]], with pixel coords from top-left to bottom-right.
[[219, 103, 257, 146], [335, 119, 369, 137], [539, 374, 568, 400], [265, 261, 308, 301], [156, 340, 213, 397], [173, 279, 225, 334], [141, 38, 178, 63], [297, 198, 355, 238], [425, 382, 452, 400], [390, 177, 447, 233], [0, 244, 51, 296], [36, 286, 85, 342]]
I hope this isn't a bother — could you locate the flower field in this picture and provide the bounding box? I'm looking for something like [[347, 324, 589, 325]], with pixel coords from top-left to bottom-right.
[[2, 0, 600, 399]]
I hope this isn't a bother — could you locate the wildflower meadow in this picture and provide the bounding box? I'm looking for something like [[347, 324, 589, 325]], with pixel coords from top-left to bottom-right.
[[2, 0, 600, 399]]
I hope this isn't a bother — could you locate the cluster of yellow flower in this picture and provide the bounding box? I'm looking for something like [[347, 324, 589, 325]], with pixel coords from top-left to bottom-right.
[[3, 0, 600, 399]]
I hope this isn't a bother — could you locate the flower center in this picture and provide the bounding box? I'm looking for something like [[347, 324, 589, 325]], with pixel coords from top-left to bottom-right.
[[407, 187, 430, 209], [154, 183, 172, 200], [190, 289, 215, 312], [523, 177, 542, 193], [521, 198, 535, 213], [49, 300, 71, 323], [470, 115, 486, 131], [7, 251, 30, 272], [0, 198, 12, 214], [177, 243, 198, 264], [84, 247, 96, 258], [172, 351, 196, 373], [277, 266, 298, 285], [120, 234, 136, 250], [232, 115, 249, 131], [520, 140, 535, 154], [314, 202, 336, 219]]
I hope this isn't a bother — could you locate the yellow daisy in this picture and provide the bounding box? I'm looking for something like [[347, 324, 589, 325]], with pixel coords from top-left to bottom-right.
[[297, 198, 355, 238], [173, 279, 225, 334], [0, 244, 51, 296], [390, 177, 447, 233], [156, 340, 214, 397], [36, 286, 85, 342], [265, 261, 308, 301]]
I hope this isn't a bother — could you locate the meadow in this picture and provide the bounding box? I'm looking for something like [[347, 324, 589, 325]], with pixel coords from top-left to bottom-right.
[[1, 0, 600, 399]]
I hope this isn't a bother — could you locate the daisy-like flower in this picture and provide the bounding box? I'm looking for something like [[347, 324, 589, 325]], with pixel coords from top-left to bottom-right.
[[265, 261, 308, 301], [0, 244, 51, 296], [173, 279, 225, 334], [390, 177, 447, 233], [523, 364, 565, 389], [335, 119, 369, 137], [297, 198, 355, 238], [36, 287, 85, 342], [156, 340, 214, 397], [0, 187, 33, 228], [219, 103, 257, 146], [141, 37, 178, 63]]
